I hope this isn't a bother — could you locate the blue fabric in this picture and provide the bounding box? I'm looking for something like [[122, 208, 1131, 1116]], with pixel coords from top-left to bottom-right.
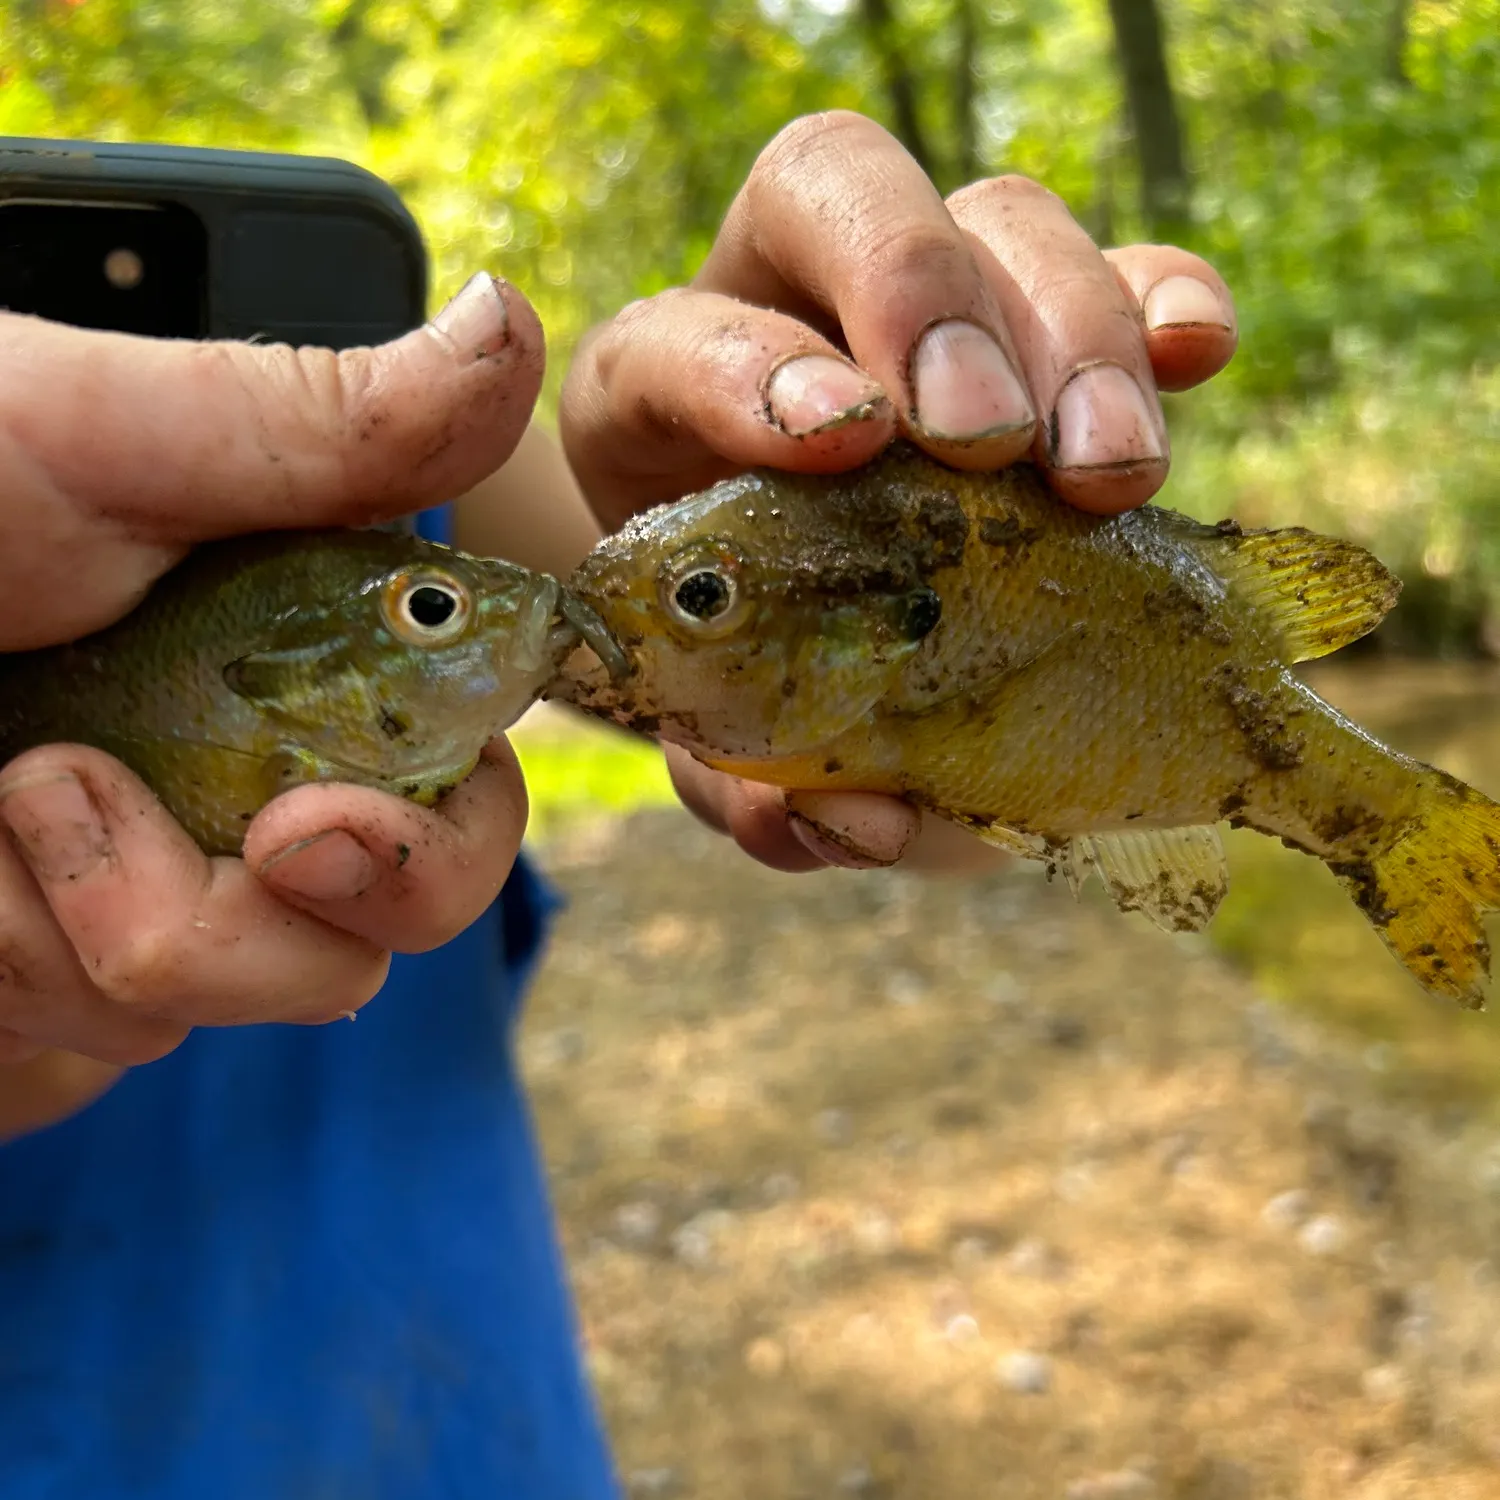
[[0, 506, 619, 1500]]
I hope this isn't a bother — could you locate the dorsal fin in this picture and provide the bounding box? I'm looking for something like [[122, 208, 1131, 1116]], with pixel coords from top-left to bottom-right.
[[1202, 524, 1401, 663]]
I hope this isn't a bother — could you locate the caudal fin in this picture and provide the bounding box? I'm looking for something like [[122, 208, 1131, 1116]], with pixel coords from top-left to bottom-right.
[[1332, 777, 1500, 1009]]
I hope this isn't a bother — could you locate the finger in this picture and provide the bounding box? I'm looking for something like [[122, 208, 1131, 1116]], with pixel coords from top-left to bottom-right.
[[694, 112, 1039, 472], [946, 176, 1171, 514], [0, 1049, 123, 1142], [561, 289, 895, 524], [0, 820, 189, 1065], [664, 746, 918, 873], [0, 273, 545, 647], [0, 746, 390, 1029], [246, 737, 529, 953], [1103, 245, 1238, 394]]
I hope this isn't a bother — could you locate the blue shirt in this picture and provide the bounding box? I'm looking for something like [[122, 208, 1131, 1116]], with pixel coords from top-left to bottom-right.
[[0, 508, 619, 1500]]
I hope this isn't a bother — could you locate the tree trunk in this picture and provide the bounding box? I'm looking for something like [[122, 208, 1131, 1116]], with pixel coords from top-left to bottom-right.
[[1103, 0, 1191, 240], [953, 0, 979, 185], [1385, 0, 1411, 84], [858, 0, 935, 177]]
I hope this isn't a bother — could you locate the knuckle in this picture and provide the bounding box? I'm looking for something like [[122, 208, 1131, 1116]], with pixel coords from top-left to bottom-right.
[[850, 223, 973, 299], [752, 110, 885, 193], [90, 922, 191, 1014], [947, 173, 1062, 220]]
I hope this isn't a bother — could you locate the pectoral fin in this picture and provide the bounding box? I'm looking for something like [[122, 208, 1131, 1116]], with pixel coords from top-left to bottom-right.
[[1061, 825, 1229, 933]]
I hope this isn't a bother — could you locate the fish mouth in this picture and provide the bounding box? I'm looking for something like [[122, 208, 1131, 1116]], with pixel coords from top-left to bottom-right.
[[558, 592, 630, 682], [503, 579, 627, 685]]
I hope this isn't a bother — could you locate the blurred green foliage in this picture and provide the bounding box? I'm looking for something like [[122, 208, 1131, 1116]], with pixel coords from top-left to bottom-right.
[[2, 0, 1498, 638]]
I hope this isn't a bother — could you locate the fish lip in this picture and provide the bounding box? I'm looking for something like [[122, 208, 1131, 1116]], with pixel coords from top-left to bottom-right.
[[558, 592, 630, 682], [507, 575, 563, 676]]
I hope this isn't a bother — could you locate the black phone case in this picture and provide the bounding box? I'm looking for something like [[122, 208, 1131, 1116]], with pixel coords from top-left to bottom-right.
[[0, 136, 428, 347]]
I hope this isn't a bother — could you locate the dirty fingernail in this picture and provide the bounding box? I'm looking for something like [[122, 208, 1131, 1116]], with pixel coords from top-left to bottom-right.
[[428, 272, 511, 360], [788, 812, 902, 870], [1051, 362, 1167, 471], [911, 319, 1035, 443], [259, 830, 378, 903], [0, 772, 111, 884], [767, 355, 888, 438], [1142, 275, 1234, 332]]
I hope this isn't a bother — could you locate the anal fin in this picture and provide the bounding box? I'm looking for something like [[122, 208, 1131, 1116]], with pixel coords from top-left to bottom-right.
[[1064, 825, 1229, 934]]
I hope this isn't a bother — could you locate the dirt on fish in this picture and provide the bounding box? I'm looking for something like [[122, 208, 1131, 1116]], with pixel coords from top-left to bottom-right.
[[522, 805, 1500, 1500]]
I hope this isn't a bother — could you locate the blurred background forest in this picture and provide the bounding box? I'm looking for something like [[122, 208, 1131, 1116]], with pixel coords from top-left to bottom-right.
[[3, 0, 1498, 649]]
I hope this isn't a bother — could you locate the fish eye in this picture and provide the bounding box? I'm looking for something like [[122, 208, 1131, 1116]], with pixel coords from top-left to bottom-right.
[[674, 570, 733, 622], [382, 569, 473, 646], [659, 543, 755, 638]]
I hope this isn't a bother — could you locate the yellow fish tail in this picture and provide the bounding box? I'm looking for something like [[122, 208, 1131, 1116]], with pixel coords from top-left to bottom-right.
[[1332, 776, 1500, 1008]]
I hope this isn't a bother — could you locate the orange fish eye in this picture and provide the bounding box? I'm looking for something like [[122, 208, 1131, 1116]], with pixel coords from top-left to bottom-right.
[[659, 543, 754, 638], [381, 568, 474, 647]]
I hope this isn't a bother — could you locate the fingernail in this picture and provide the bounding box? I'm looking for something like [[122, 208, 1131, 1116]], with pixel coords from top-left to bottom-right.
[[911, 319, 1035, 442], [259, 830, 378, 902], [788, 812, 900, 870], [0, 772, 111, 883], [1050, 362, 1167, 471], [1142, 275, 1233, 332], [428, 273, 511, 360], [766, 355, 887, 438]]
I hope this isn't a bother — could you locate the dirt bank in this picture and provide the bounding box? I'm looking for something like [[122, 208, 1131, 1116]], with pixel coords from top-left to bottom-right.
[[521, 807, 1500, 1499]]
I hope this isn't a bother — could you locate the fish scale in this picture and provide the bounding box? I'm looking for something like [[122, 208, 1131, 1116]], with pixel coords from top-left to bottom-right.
[[560, 441, 1500, 1009]]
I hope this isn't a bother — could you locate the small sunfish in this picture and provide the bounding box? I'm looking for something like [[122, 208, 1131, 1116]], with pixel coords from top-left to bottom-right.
[[556, 441, 1500, 1008], [0, 528, 617, 855]]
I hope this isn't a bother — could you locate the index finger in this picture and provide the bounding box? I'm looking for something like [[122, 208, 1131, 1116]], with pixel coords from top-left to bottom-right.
[[696, 111, 1039, 471]]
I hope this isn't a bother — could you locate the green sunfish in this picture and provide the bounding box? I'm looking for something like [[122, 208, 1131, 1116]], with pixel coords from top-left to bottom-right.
[[0, 529, 617, 855], [555, 441, 1500, 1008]]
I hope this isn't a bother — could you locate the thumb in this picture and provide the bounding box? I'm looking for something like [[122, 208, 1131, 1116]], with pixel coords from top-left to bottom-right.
[[2, 272, 544, 537], [0, 272, 545, 647]]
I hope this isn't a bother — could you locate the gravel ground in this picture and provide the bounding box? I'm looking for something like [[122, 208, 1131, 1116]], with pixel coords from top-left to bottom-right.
[[520, 805, 1500, 1500]]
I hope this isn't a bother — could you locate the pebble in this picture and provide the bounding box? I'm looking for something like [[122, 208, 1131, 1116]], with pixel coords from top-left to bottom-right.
[[984, 971, 1027, 1007], [1298, 1213, 1348, 1256], [837, 1462, 876, 1493], [1004, 1237, 1068, 1280], [882, 969, 925, 1006], [743, 1337, 786, 1378], [613, 1200, 662, 1250], [760, 1171, 800, 1205], [945, 1313, 981, 1347], [1261, 1188, 1312, 1230], [853, 1209, 899, 1256], [815, 1108, 855, 1146], [626, 1467, 681, 1497], [1361, 1363, 1409, 1403], [1065, 1469, 1156, 1499], [951, 1234, 995, 1268], [671, 1209, 734, 1267], [531, 1026, 586, 1068], [995, 1350, 1052, 1394]]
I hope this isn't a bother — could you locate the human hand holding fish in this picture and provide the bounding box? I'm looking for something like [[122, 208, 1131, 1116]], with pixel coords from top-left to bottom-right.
[[559, 111, 1239, 873], [0, 273, 559, 1102]]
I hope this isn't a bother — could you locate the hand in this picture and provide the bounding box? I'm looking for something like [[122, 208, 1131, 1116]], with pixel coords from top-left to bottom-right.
[[0, 273, 545, 1115], [560, 110, 1237, 873]]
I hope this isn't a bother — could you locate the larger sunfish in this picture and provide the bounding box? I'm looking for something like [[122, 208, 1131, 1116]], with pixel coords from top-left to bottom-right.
[[556, 441, 1500, 1008], [0, 528, 619, 855]]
